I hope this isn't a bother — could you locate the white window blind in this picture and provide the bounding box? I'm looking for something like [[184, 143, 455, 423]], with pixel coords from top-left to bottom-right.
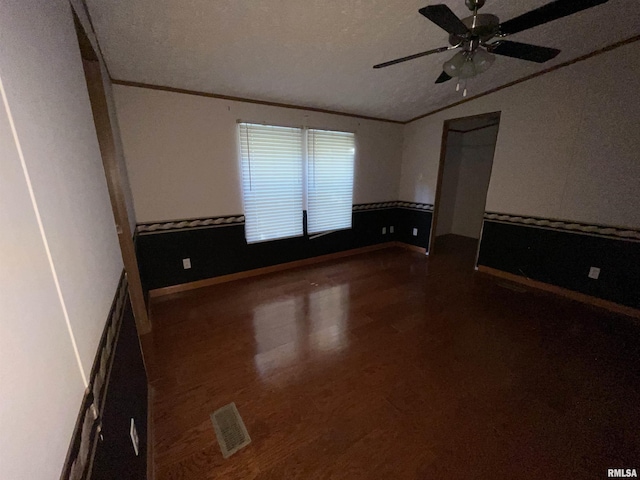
[[307, 129, 355, 234], [239, 123, 304, 243]]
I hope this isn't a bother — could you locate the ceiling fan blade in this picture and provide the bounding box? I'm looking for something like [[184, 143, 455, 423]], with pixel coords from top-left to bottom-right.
[[419, 5, 469, 36], [435, 71, 452, 83], [489, 41, 561, 63], [499, 0, 609, 36], [373, 46, 451, 69]]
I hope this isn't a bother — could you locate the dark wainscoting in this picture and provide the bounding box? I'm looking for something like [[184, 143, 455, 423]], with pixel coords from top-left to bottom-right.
[[478, 213, 640, 309], [136, 202, 433, 291], [395, 206, 432, 248], [60, 273, 148, 480], [91, 301, 148, 480]]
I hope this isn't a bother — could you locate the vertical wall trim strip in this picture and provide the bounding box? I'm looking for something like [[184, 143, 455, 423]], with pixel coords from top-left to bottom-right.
[[0, 74, 88, 387]]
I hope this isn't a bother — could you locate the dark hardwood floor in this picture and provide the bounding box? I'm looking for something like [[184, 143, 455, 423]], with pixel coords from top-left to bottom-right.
[[142, 236, 640, 479]]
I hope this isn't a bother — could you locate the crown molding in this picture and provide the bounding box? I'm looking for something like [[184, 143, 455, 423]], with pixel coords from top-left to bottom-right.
[[110, 79, 404, 125]]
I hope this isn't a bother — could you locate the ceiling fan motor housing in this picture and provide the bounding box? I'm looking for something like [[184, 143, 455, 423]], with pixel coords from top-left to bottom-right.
[[465, 0, 486, 10], [448, 14, 500, 48]]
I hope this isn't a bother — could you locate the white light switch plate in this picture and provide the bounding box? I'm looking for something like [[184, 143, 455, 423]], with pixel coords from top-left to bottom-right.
[[382, 227, 387, 234], [183, 258, 191, 269], [588, 266, 600, 279], [412, 228, 418, 236], [390, 226, 394, 233]]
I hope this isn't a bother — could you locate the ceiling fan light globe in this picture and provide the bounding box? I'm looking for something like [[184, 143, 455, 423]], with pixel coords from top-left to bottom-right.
[[442, 60, 459, 77], [472, 48, 495, 73], [443, 51, 466, 77], [459, 58, 477, 79]]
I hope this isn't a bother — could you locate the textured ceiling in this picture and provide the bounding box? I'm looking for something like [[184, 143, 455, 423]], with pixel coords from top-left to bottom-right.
[[86, 0, 639, 122]]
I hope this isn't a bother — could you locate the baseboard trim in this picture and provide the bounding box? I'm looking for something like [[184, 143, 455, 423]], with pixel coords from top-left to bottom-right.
[[394, 242, 427, 254], [477, 265, 640, 320], [149, 242, 416, 298]]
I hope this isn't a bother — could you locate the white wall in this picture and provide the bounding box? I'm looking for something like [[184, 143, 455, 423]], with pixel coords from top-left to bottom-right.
[[0, 1, 126, 477], [435, 132, 462, 236], [0, 87, 86, 480], [400, 41, 640, 229], [450, 125, 499, 239], [113, 85, 404, 223], [435, 125, 498, 239], [0, 0, 125, 374]]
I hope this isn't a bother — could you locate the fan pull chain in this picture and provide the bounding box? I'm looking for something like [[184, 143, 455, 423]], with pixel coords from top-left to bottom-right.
[[457, 78, 468, 97]]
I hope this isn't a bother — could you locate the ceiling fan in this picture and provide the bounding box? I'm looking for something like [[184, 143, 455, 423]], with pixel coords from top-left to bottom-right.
[[373, 0, 609, 95]]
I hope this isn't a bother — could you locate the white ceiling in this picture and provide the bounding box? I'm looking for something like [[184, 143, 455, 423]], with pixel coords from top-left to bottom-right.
[[86, 0, 639, 122]]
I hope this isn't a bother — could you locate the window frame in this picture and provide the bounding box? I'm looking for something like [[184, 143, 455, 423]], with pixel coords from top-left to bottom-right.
[[237, 121, 356, 243]]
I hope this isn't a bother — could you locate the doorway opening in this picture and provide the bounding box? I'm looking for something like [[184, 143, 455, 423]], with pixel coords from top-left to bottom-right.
[[429, 112, 501, 269]]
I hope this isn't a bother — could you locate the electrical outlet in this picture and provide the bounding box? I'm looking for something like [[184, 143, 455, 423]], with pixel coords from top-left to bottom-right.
[[390, 226, 394, 233], [130, 418, 139, 456], [182, 258, 191, 269], [412, 228, 418, 236], [382, 227, 387, 235], [588, 266, 600, 280]]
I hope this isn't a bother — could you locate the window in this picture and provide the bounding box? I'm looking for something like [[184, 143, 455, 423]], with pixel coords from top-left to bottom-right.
[[307, 129, 355, 234], [239, 123, 304, 243], [239, 123, 355, 243]]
